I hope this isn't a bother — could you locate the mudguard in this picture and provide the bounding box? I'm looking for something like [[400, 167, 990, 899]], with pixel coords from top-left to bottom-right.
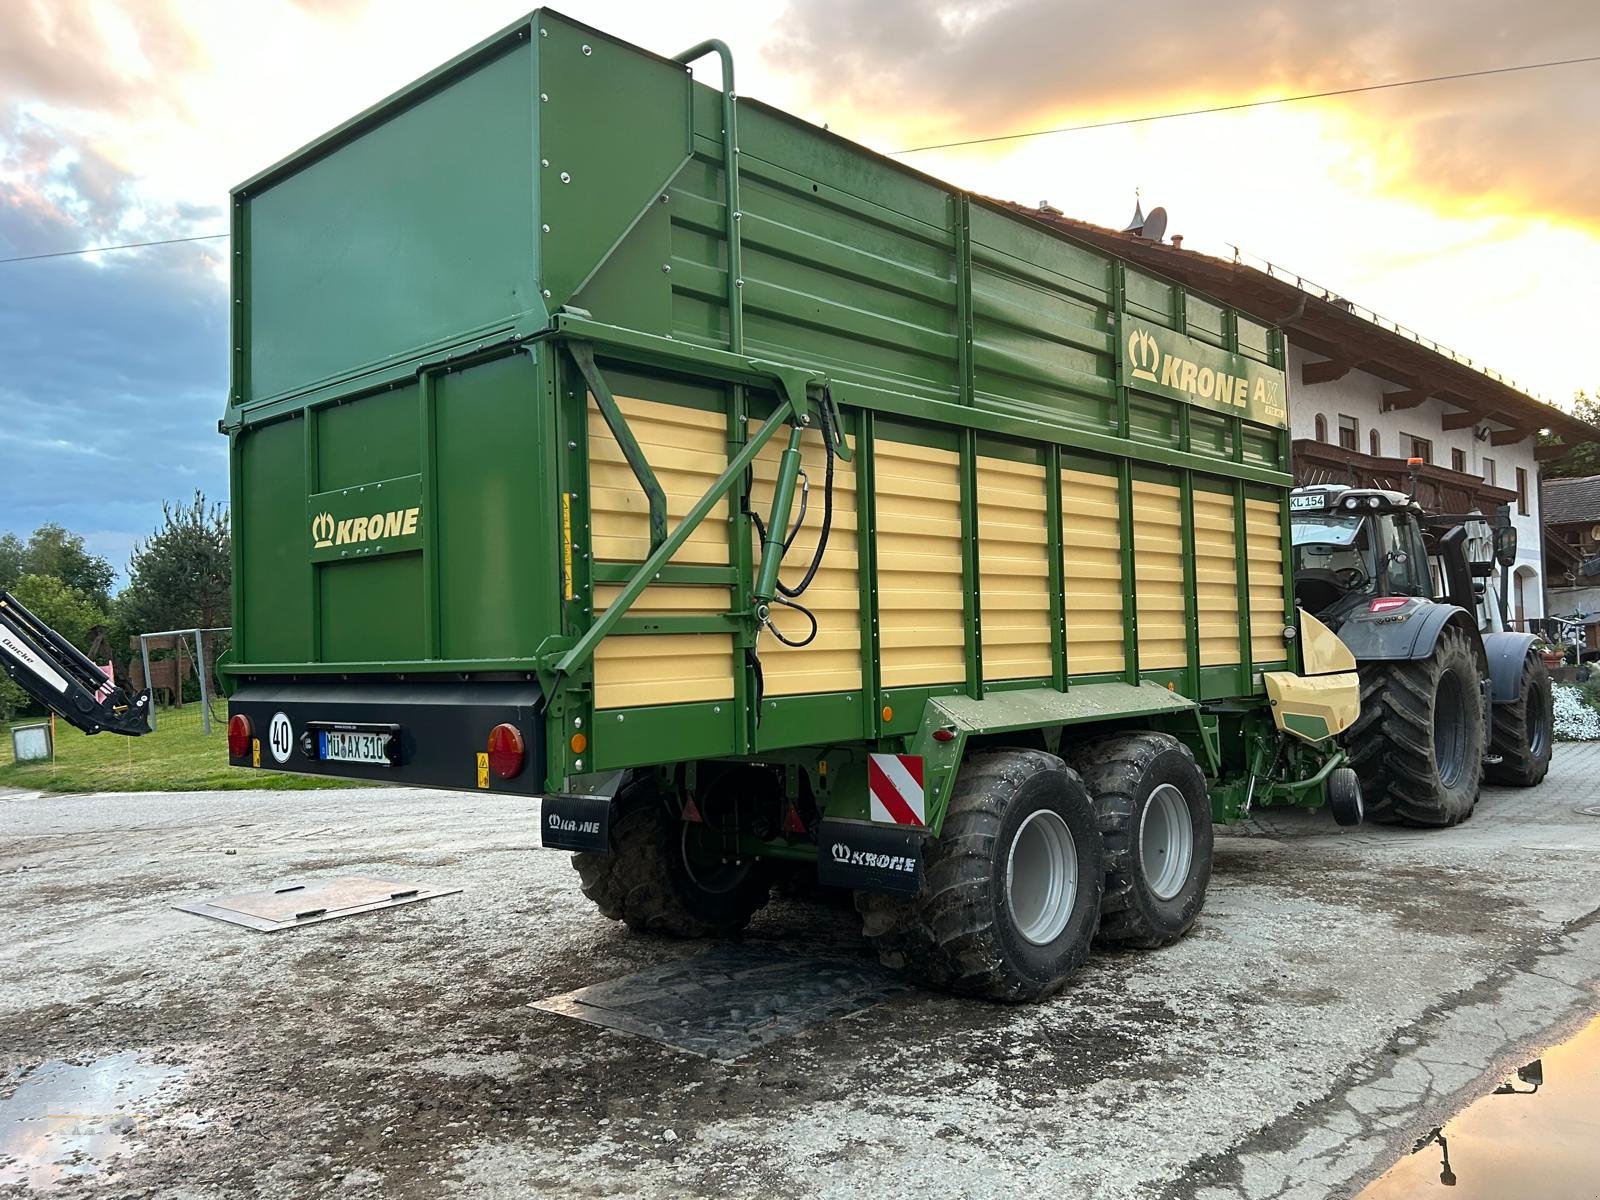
[[1481, 631, 1540, 705], [1334, 599, 1476, 663]]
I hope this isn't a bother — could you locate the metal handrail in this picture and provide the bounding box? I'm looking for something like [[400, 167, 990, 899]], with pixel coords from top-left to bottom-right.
[[674, 38, 742, 357]]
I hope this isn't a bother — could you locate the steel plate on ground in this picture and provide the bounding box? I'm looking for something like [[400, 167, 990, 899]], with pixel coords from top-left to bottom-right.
[[174, 875, 461, 932], [532, 945, 912, 1060]]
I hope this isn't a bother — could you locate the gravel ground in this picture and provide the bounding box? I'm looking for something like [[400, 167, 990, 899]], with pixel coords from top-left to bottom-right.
[[4, 746, 1600, 1199]]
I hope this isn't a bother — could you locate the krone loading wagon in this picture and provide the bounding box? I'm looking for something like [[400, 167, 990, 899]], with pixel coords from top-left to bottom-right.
[[221, 10, 1361, 1000]]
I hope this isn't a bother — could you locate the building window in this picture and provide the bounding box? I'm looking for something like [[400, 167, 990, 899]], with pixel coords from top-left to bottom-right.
[[1516, 466, 1528, 515], [1483, 457, 1496, 486], [1314, 413, 1328, 442], [1406, 434, 1433, 464], [1337, 414, 1359, 450], [1451, 447, 1466, 473], [1369, 429, 1381, 456]]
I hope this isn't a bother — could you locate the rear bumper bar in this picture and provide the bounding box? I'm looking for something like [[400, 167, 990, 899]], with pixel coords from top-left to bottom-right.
[[228, 680, 544, 794]]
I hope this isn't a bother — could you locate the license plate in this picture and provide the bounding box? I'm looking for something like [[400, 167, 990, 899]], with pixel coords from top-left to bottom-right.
[[319, 729, 393, 766], [1289, 492, 1328, 512]]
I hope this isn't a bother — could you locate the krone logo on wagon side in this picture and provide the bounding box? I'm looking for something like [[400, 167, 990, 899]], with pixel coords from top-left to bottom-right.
[[1128, 327, 1161, 382]]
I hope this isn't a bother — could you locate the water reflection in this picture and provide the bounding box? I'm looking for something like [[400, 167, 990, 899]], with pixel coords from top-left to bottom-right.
[[1359, 1013, 1600, 1196], [0, 1052, 187, 1190]]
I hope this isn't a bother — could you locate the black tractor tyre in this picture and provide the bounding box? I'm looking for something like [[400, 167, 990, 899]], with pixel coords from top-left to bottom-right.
[[1327, 766, 1365, 827], [1485, 653, 1553, 788], [855, 748, 1103, 1003], [573, 773, 770, 937], [1068, 732, 1214, 949], [1346, 624, 1485, 827]]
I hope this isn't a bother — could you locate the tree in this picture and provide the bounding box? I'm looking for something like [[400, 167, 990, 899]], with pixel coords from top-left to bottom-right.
[[1538, 392, 1600, 480], [0, 525, 114, 605], [0, 573, 108, 721], [115, 493, 231, 636], [0, 533, 22, 592], [20, 524, 115, 607]]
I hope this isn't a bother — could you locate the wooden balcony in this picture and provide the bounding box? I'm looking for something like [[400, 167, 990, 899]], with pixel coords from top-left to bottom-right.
[[1292, 438, 1517, 516]]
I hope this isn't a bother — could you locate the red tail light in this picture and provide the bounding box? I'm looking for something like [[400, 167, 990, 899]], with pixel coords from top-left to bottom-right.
[[487, 724, 526, 779], [1369, 597, 1410, 613], [227, 714, 253, 759]]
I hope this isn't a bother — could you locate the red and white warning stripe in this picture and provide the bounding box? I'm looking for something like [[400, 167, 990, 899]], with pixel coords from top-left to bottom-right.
[[868, 753, 925, 826]]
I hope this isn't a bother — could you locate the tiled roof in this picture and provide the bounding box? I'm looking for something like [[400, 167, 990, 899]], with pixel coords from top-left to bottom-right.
[[1540, 474, 1600, 526]]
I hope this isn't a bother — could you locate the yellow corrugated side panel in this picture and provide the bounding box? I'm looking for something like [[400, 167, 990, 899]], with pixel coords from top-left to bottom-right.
[[589, 396, 728, 565], [1245, 497, 1288, 663], [978, 455, 1051, 681], [1060, 468, 1125, 675], [1192, 488, 1240, 667], [1132, 479, 1186, 670], [876, 439, 966, 688], [748, 422, 862, 696], [589, 395, 733, 707]]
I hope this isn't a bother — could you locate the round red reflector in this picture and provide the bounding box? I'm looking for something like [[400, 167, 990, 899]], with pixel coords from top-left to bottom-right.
[[487, 723, 526, 779], [227, 714, 253, 759]]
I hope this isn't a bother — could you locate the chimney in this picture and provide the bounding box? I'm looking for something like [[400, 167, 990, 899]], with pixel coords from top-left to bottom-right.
[[1170, 234, 1183, 249]]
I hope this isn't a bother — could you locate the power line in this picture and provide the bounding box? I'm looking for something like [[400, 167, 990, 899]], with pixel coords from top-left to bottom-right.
[[0, 232, 228, 265], [891, 53, 1600, 154]]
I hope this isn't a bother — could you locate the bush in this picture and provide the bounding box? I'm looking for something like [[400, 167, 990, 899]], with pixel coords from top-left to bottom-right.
[[1553, 683, 1600, 741]]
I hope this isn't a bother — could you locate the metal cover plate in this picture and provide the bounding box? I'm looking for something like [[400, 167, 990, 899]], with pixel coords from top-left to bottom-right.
[[532, 946, 911, 1061], [173, 875, 460, 932]]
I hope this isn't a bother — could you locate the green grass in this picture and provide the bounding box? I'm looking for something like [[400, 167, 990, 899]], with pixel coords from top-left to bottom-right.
[[0, 703, 350, 793]]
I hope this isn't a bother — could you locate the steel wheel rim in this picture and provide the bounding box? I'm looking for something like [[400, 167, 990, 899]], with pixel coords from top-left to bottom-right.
[[1528, 683, 1550, 759], [1006, 809, 1078, 946], [1140, 783, 1194, 901], [681, 825, 751, 895], [1434, 668, 1469, 787]]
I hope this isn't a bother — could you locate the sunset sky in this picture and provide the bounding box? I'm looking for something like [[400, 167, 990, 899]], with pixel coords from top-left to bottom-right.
[[4, 0, 1600, 576]]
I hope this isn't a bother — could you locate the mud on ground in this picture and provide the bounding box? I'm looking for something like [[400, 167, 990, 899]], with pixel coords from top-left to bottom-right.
[[4, 747, 1600, 1199]]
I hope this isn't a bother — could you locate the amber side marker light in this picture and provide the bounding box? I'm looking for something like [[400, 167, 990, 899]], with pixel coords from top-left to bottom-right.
[[227, 714, 253, 759], [487, 724, 526, 779]]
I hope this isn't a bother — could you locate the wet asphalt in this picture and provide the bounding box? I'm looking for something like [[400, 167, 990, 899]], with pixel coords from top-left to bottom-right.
[[4, 745, 1600, 1198]]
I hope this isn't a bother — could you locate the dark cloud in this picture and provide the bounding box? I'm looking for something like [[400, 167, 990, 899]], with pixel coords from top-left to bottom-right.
[[767, 0, 1600, 223]]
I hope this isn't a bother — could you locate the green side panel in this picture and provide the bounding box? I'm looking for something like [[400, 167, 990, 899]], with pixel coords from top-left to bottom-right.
[[236, 416, 311, 663], [320, 554, 423, 662], [241, 40, 537, 403], [535, 15, 693, 307], [968, 205, 1118, 434], [317, 385, 420, 486], [1241, 424, 1283, 470], [433, 353, 557, 660]]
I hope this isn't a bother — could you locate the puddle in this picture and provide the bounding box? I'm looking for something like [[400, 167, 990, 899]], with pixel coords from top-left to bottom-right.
[[1358, 1011, 1600, 1196], [0, 1052, 188, 1190]]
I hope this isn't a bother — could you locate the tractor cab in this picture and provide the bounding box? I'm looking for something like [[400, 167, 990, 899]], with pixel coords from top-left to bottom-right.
[[1289, 485, 1434, 626]]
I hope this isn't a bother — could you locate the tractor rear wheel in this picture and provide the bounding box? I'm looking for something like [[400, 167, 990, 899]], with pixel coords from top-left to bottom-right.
[[1486, 652, 1553, 787], [573, 772, 771, 937], [1069, 732, 1213, 948], [1347, 624, 1485, 827], [855, 748, 1103, 1003]]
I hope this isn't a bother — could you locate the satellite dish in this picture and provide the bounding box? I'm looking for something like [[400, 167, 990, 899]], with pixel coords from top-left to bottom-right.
[[1139, 206, 1168, 242]]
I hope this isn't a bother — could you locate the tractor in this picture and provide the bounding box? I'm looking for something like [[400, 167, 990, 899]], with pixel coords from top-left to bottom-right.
[[1289, 481, 1552, 826]]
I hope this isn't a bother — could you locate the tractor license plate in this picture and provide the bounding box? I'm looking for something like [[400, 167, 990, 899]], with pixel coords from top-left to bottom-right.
[[320, 730, 394, 766]]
